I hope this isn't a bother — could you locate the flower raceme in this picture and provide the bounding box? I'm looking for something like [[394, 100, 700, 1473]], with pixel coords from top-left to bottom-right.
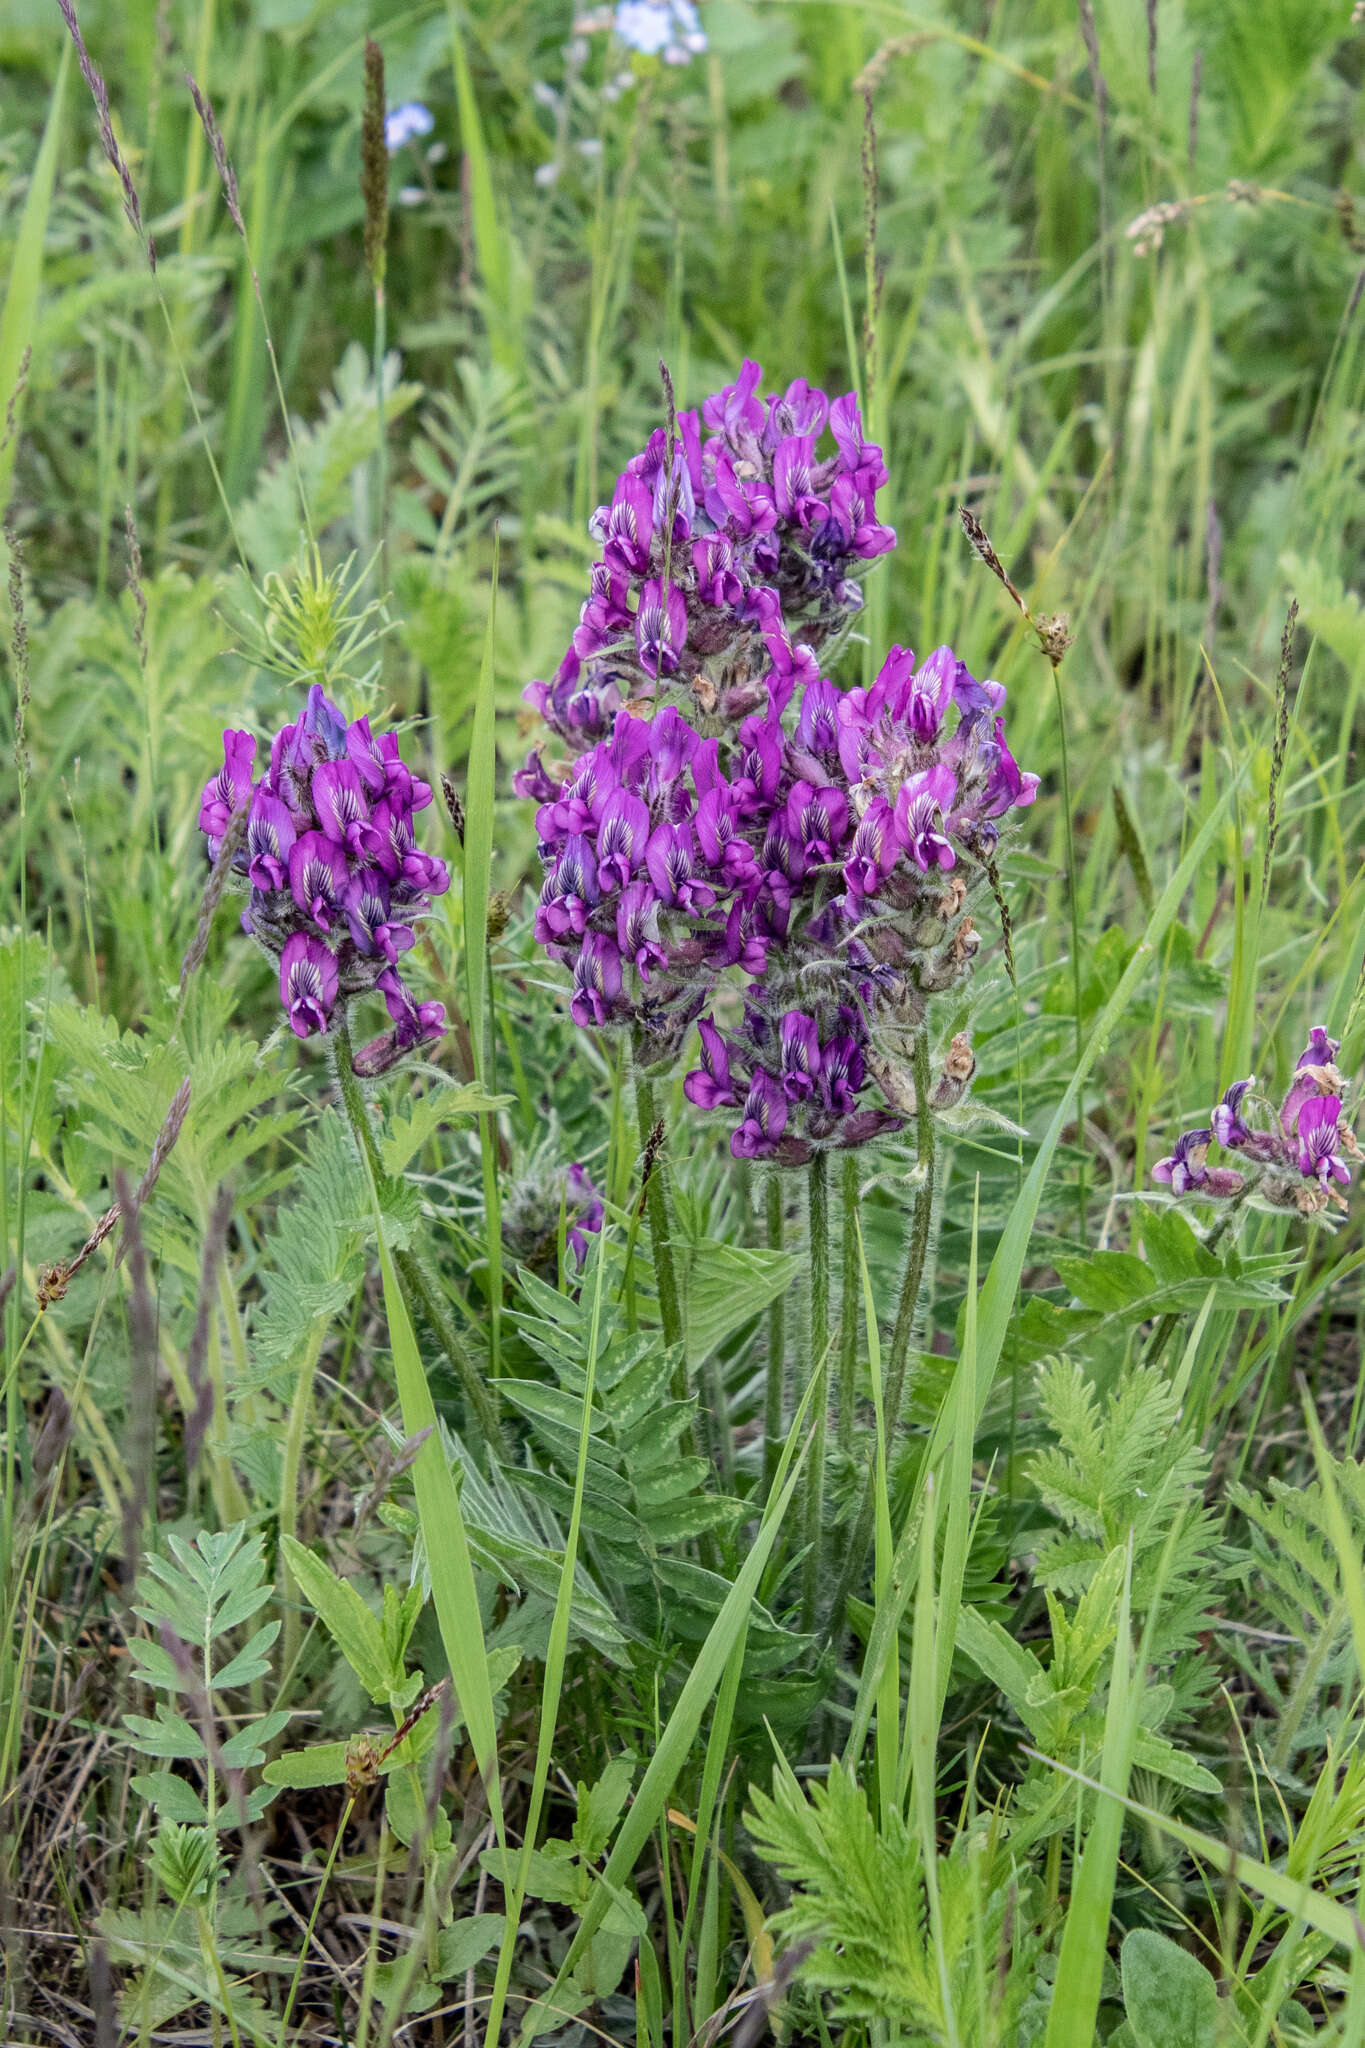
[[1154, 1028, 1359, 1217], [517, 360, 896, 762], [198, 684, 449, 1065], [518, 362, 1041, 1161]]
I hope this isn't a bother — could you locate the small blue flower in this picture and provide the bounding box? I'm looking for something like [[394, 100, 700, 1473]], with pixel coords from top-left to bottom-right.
[[613, 0, 707, 60], [385, 101, 435, 154]]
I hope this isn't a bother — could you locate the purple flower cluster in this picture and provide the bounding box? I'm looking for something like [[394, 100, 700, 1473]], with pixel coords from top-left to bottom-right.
[[517, 361, 894, 766], [198, 683, 449, 1069], [518, 362, 1041, 1163], [1154, 1027, 1358, 1217]]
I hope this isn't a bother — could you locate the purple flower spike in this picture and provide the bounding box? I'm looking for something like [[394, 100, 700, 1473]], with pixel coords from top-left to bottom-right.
[[570, 933, 623, 1027], [894, 764, 957, 872], [564, 1162, 605, 1269], [684, 1018, 738, 1109], [246, 789, 296, 891], [1211, 1077, 1255, 1149], [280, 933, 338, 1039], [288, 832, 348, 934], [778, 1012, 822, 1102], [540, 835, 599, 939], [826, 471, 895, 559], [1297, 1026, 1341, 1071], [200, 730, 256, 844], [1153, 1128, 1211, 1196], [635, 577, 688, 679], [731, 1070, 788, 1159], [1296, 1096, 1351, 1188]]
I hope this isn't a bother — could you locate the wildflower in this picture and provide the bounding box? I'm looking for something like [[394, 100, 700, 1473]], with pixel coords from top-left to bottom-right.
[[1211, 1077, 1254, 1148], [731, 1070, 788, 1160], [385, 102, 435, 154], [564, 1163, 606, 1266], [200, 684, 448, 1048], [614, 0, 707, 57], [1153, 1129, 1211, 1196], [1296, 1096, 1351, 1189], [1152, 1025, 1356, 1216]]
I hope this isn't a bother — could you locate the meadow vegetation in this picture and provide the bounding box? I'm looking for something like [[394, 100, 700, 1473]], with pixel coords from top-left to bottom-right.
[[3, 0, 1365, 2039]]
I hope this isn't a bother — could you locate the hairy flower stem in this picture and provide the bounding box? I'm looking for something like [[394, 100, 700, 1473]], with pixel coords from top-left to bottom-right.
[[762, 1174, 786, 1502], [331, 1011, 500, 1448], [838, 1153, 860, 1456], [634, 1074, 684, 1364], [800, 1150, 831, 1632]]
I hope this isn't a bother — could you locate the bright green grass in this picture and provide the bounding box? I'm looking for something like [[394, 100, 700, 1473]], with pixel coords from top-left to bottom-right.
[[3, 0, 1365, 2039]]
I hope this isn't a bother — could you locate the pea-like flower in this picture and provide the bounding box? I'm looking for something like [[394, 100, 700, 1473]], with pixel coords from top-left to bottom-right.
[[1152, 1025, 1356, 1217], [199, 684, 448, 1052]]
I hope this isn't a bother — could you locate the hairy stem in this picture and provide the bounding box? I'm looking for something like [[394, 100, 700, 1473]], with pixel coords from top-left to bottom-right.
[[800, 1150, 831, 1632], [331, 1010, 499, 1447], [762, 1173, 786, 1502], [838, 1152, 860, 1457]]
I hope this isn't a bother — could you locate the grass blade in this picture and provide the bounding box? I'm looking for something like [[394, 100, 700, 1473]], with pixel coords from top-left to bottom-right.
[[0, 44, 69, 517]]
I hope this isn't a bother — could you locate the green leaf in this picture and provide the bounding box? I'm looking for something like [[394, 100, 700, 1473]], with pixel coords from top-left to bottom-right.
[[1121, 1931, 1219, 2048], [436, 1914, 507, 1980], [679, 1240, 800, 1366], [211, 1621, 281, 1692], [131, 1773, 209, 1825], [381, 1080, 512, 1176], [263, 1742, 355, 1790], [946, 771, 1241, 1450], [0, 44, 68, 518], [123, 1711, 204, 1761], [280, 1539, 392, 1704]]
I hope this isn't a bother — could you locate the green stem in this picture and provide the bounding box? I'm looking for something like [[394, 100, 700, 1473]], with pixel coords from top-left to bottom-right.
[[762, 1173, 785, 1503], [800, 1151, 831, 1633], [279, 1796, 355, 2040], [1052, 663, 1088, 1244], [634, 1073, 683, 1358], [820, 1031, 937, 1649], [278, 1319, 326, 1692], [331, 1011, 500, 1447], [838, 1153, 860, 1458]]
